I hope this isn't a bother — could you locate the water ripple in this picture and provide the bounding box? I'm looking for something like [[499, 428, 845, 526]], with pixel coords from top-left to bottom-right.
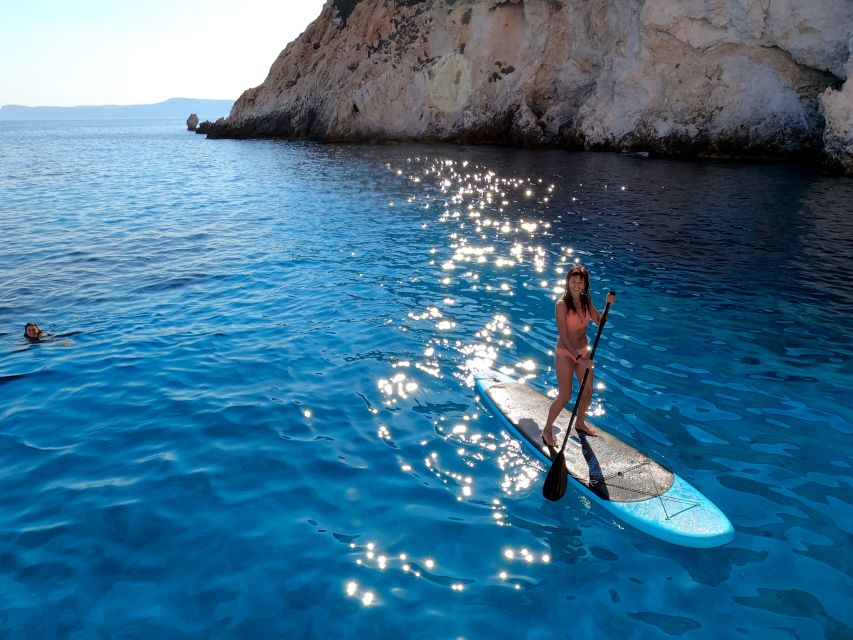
[[0, 122, 850, 638]]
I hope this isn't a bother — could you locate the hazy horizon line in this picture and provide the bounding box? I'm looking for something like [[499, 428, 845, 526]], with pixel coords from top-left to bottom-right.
[[0, 97, 236, 110]]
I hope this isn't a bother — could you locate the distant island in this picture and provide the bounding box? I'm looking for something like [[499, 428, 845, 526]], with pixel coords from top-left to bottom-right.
[[0, 98, 234, 121]]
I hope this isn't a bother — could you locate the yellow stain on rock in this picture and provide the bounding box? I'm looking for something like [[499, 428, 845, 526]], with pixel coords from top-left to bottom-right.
[[429, 54, 472, 113]]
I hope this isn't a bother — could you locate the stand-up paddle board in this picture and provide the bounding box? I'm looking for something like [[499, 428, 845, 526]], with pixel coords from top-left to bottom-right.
[[475, 370, 734, 548]]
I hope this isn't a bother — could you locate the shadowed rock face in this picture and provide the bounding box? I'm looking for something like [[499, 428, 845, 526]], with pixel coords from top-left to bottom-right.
[[332, 0, 362, 24], [207, 0, 853, 173]]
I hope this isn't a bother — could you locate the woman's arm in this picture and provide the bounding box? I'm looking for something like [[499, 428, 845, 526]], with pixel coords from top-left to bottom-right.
[[590, 301, 601, 325], [590, 291, 616, 324]]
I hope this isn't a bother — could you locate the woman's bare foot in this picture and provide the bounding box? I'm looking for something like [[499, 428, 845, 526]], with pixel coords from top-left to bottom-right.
[[574, 422, 598, 437], [542, 428, 557, 447]]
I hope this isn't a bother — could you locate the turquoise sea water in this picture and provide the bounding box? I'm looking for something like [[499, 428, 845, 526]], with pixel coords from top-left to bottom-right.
[[1, 120, 851, 639]]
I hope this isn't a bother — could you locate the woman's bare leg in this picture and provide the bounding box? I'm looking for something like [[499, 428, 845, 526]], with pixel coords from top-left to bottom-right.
[[572, 363, 597, 436], [542, 353, 574, 446]]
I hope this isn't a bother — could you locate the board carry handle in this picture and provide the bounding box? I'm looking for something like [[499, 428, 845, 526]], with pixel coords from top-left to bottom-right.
[[542, 291, 615, 501]]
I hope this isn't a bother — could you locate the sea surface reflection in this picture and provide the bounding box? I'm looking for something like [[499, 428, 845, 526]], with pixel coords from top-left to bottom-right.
[[0, 120, 851, 638]]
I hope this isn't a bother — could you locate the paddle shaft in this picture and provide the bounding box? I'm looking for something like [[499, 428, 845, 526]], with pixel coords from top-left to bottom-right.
[[555, 297, 613, 456]]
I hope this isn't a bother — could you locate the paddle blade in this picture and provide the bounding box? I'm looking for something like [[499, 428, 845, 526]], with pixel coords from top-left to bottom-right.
[[542, 452, 568, 501]]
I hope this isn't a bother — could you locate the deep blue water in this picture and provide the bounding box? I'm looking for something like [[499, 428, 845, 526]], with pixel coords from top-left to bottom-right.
[[1, 120, 851, 639]]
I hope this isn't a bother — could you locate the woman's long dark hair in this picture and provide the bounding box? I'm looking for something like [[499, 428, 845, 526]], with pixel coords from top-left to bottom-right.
[[563, 265, 591, 317]]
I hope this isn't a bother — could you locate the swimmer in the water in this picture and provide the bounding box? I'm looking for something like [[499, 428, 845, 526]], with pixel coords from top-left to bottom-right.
[[24, 323, 46, 342]]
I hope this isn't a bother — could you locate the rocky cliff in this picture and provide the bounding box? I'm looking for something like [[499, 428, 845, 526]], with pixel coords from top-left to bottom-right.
[[207, 0, 853, 173]]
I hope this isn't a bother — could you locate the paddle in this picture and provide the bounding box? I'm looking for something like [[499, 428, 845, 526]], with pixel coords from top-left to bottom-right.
[[542, 292, 615, 502]]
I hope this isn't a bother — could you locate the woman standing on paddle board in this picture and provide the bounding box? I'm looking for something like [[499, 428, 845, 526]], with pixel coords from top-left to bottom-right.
[[542, 265, 615, 446]]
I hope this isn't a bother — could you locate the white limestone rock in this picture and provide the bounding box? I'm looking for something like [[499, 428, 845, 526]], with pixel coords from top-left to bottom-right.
[[208, 0, 853, 172], [819, 35, 853, 173]]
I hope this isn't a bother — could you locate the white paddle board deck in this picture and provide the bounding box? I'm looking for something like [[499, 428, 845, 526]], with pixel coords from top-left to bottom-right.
[[475, 370, 734, 548]]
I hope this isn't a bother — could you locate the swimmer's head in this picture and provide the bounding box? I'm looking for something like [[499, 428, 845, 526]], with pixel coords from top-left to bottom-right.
[[24, 323, 41, 340]]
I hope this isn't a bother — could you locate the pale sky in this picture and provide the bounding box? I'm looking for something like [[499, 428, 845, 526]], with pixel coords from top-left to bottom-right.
[[0, 0, 327, 106]]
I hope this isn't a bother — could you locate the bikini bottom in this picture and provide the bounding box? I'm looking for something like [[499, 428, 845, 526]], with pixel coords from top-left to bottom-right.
[[555, 345, 588, 359]]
